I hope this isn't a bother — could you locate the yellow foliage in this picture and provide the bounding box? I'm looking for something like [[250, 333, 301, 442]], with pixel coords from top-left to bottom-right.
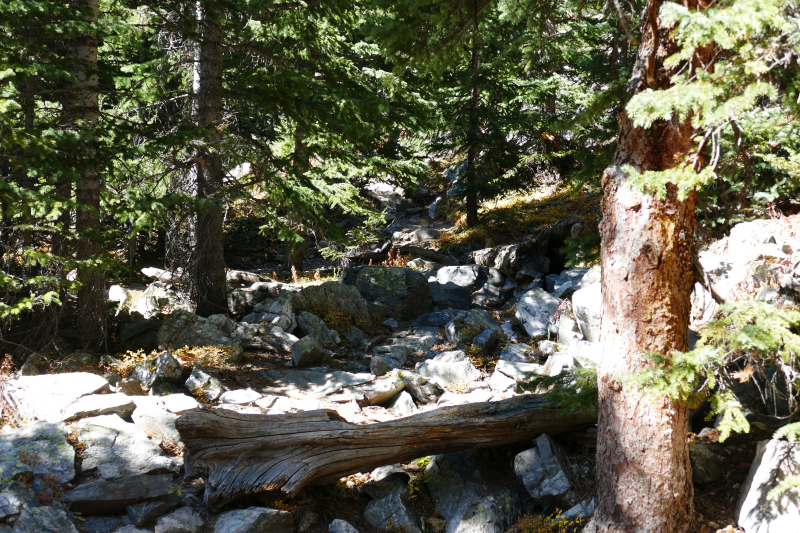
[[110, 345, 242, 378], [271, 500, 296, 512], [109, 348, 151, 377], [463, 343, 499, 372], [171, 345, 243, 368], [512, 513, 584, 533]]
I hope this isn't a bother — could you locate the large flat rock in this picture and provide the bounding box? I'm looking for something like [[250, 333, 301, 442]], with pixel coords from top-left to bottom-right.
[[3, 372, 110, 422], [62, 393, 136, 422], [131, 406, 180, 443], [77, 414, 181, 479], [416, 352, 481, 389], [213, 507, 293, 533], [160, 394, 200, 415], [259, 369, 374, 400], [155, 506, 203, 533], [63, 474, 173, 515], [346, 375, 405, 406], [0, 422, 75, 484], [11, 505, 80, 533], [495, 360, 542, 382]]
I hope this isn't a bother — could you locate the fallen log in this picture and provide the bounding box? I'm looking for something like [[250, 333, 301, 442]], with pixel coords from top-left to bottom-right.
[[177, 394, 595, 510], [396, 245, 446, 262], [226, 269, 271, 284]]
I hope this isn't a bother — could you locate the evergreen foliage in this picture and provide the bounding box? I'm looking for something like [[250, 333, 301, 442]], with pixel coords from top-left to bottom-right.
[[2, 3, 800, 490], [369, 0, 634, 226], [528, 365, 600, 415], [629, 302, 800, 441], [624, 0, 800, 227], [615, 0, 800, 456]]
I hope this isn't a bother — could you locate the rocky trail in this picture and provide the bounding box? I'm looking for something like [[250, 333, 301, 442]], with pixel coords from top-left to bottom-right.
[[2, 197, 800, 533]]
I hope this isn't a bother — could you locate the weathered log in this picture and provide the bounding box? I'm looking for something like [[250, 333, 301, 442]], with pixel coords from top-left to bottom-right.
[[177, 394, 595, 510], [396, 245, 445, 262], [226, 269, 270, 284]]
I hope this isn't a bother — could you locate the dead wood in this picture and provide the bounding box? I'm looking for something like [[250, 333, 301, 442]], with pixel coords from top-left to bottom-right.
[[177, 394, 595, 510], [226, 270, 271, 284]]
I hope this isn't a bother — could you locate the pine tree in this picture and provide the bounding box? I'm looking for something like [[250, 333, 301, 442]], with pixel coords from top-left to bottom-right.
[[1, 0, 117, 352], [102, 0, 429, 305], [612, 0, 800, 506], [190, 2, 227, 316], [586, 1, 714, 531], [68, 0, 107, 347]]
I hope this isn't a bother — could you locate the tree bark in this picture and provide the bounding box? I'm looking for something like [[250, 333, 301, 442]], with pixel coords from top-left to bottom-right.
[[284, 117, 310, 273], [177, 394, 595, 510], [465, 1, 481, 228], [18, 43, 36, 251], [193, 2, 228, 317], [587, 1, 711, 531], [67, 0, 106, 348]]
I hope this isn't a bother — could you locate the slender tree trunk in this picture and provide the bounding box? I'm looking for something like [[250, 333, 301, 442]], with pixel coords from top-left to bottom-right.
[[610, 22, 619, 81], [586, 1, 711, 531], [193, 2, 227, 316], [284, 116, 310, 273], [66, 0, 105, 348], [465, 2, 481, 228], [21, 71, 35, 250]]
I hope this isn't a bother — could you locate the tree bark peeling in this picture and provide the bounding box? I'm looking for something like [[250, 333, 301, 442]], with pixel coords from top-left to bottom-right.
[[587, 1, 712, 531]]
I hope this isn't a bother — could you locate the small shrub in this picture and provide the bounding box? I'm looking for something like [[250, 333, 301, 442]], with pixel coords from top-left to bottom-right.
[[160, 438, 185, 458]]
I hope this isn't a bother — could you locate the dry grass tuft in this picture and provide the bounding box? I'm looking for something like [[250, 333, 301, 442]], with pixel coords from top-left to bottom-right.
[[383, 247, 413, 267], [511, 513, 584, 533], [110, 345, 242, 378]]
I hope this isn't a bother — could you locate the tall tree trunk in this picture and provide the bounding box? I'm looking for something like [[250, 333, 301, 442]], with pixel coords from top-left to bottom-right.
[[66, 0, 105, 349], [284, 116, 310, 273], [465, 1, 481, 228], [610, 22, 619, 82], [587, 1, 711, 531], [193, 2, 227, 317], [21, 69, 35, 250]]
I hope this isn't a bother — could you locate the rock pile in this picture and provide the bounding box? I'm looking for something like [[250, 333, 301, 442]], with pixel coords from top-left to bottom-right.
[[7, 216, 800, 532]]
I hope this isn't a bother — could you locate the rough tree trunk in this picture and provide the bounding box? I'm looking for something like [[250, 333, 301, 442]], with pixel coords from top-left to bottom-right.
[[68, 0, 106, 348], [20, 59, 35, 251], [284, 117, 310, 273], [193, 3, 227, 317], [587, 1, 711, 531], [464, 2, 481, 229]]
